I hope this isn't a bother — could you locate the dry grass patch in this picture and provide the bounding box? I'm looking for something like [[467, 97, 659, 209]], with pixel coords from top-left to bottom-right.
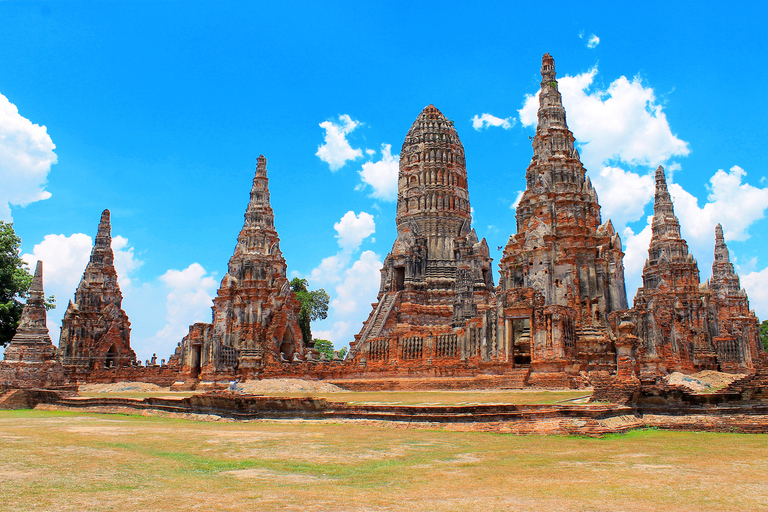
[[0, 410, 766, 511]]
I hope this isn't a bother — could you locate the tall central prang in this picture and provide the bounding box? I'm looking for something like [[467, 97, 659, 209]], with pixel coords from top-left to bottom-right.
[[351, 105, 494, 356]]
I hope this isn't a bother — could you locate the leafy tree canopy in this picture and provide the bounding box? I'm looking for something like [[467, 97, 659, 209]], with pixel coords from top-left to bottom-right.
[[313, 338, 347, 360], [0, 221, 33, 347], [760, 319, 768, 351], [290, 277, 329, 346]]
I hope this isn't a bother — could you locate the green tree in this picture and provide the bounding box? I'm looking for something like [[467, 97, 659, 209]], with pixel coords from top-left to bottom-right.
[[0, 221, 33, 347], [313, 338, 347, 360], [760, 319, 768, 351], [290, 277, 329, 346]]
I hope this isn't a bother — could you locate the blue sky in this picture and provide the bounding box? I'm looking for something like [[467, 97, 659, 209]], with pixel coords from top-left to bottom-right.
[[2, 1, 767, 361]]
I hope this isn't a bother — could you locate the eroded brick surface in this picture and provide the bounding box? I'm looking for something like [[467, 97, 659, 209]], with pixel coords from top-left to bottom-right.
[[0, 262, 67, 388], [59, 210, 136, 378], [176, 155, 305, 380]]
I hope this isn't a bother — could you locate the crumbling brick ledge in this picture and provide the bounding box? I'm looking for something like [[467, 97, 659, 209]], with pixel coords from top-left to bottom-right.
[[5, 389, 768, 436]]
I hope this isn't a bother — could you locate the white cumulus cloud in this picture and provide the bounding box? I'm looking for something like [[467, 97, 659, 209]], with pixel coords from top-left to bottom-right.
[[334, 211, 376, 251], [144, 263, 217, 360], [314, 250, 383, 347], [670, 166, 768, 246], [741, 268, 768, 321], [622, 219, 653, 301], [315, 114, 363, 171], [0, 92, 57, 220], [358, 144, 400, 201], [471, 113, 514, 131]]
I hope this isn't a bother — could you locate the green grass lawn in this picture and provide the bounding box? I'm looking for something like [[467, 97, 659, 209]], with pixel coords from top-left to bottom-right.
[[1, 409, 766, 511]]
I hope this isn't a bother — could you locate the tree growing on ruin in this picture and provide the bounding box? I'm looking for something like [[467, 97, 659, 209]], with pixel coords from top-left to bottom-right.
[[0, 221, 33, 347], [290, 277, 329, 347], [761, 319, 768, 351]]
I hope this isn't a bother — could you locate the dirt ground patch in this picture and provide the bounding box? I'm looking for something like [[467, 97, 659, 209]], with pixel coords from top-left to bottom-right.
[[664, 371, 745, 392], [79, 382, 166, 393], [237, 378, 345, 394], [1, 409, 767, 512]]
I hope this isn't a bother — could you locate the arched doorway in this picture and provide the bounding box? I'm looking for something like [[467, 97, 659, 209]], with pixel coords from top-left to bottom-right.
[[105, 344, 118, 368], [280, 328, 295, 361]]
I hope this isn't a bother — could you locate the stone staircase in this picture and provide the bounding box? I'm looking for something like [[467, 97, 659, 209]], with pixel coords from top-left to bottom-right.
[[718, 359, 768, 400], [501, 367, 531, 389], [358, 292, 397, 346]]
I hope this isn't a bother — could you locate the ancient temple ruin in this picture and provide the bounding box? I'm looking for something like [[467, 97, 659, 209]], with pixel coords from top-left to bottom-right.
[[177, 155, 305, 379], [15, 52, 758, 391], [0, 261, 67, 388], [350, 104, 494, 365], [345, 53, 761, 385], [497, 52, 628, 376], [708, 224, 762, 370], [59, 210, 136, 376], [628, 166, 762, 378], [630, 166, 715, 376]]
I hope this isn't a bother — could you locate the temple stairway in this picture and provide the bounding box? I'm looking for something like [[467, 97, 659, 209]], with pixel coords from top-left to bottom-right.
[[357, 292, 397, 346]]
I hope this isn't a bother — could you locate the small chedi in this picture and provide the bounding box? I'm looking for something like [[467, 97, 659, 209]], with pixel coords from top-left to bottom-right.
[[59, 210, 136, 377], [0, 261, 66, 388], [628, 167, 762, 380], [709, 224, 763, 370], [177, 155, 305, 379]]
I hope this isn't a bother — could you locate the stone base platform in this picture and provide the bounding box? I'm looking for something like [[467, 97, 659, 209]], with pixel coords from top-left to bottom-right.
[[327, 370, 532, 391], [4, 389, 767, 436]]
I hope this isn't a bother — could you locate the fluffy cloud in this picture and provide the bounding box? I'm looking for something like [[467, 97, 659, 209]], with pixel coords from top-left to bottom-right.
[[0, 92, 57, 220], [519, 66, 689, 231], [579, 32, 600, 48], [597, 166, 656, 230], [471, 113, 514, 131], [357, 144, 400, 201], [313, 250, 383, 347], [670, 166, 768, 246], [305, 210, 382, 348], [308, 253, 346, 286], [334, 211, 376, 251], [510, 190, 524, 210], [144, 263, 217, 359], [741, 268, 768, 321], [330, 250, 382, 317], [622, 219, 653, 300], [316, 114, 363, 171], [21, 232, 143, 343]]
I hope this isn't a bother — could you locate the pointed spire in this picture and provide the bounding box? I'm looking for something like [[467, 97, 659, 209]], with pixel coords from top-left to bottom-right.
[[528, 53, 580, 183], [255, 154, 267, 177], [541, 53, 555, 82], [95, 209, 112, 251], [245, 154, 275, 232], [84, 209, 115, 270], [28, 260, 44, 303], [535, 52, 570, 134], [651, 166, 682, 241], [13, 260, 50, 338], [714, 223, 729, 263]]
